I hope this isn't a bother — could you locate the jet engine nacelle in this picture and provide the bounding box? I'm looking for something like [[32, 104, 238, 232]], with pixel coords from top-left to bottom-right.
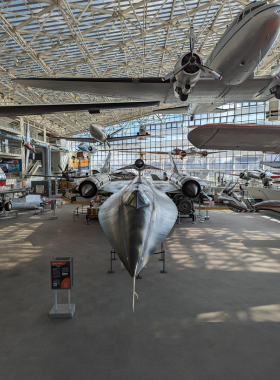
[[174, 52, 203, 101], [169, 173, 201, 198], [78, 174, 110, 199]]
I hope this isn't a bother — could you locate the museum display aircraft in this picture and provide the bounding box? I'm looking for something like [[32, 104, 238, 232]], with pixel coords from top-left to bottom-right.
[[14, 2, 280, 117], [0, 167, 32, 213], [107, 147, 225, 160], [218, 180, 248, 212], [56, 123, 160, 148], [188, 123, 280, 151], [77, 143, 98, 155], [76, 152, 201, 311], [230, 168, 280, 181]]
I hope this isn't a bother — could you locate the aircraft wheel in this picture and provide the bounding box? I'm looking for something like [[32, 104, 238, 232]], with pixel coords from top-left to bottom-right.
[[5, 202, 12, 211], [177, 87, 189, 101], [275, 86, 280, 100]]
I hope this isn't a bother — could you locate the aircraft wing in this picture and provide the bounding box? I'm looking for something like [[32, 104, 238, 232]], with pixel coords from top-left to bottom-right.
[[188, 124, 280, 151], [101, 181, 129, 193], [56, 137, 97, 143], [0, 187, 32, 195], [150, 181, 179, 193], [14, 76, 274, 106], [107, 135, 152, 142], [0, 101, 160, 117]]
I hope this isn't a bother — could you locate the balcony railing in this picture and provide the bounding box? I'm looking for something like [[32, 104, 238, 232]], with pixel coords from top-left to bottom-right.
[[0, 146, 22, 156]]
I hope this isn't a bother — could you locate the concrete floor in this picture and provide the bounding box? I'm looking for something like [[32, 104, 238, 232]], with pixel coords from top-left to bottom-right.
[[1, 203, 280, 380]]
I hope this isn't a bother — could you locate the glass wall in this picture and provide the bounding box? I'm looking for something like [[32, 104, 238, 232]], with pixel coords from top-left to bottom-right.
[[71, 101, 280, 181]]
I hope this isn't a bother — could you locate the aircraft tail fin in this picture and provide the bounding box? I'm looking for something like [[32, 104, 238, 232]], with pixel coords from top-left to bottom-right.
[[100, 152, 111, 174], [169, 152, 179, 174]]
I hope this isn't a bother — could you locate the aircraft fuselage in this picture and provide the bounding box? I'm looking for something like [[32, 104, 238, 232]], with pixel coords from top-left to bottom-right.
[[89, 124, 107, 143], [207, 2, 280, 85]]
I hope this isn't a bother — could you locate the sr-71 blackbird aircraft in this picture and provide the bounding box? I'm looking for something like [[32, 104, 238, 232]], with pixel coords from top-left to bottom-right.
[[76, 153, 201, 312], [13, 1, 280, 117]]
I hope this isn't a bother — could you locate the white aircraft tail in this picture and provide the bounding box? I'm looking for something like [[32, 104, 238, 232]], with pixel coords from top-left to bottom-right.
[[169, 152, 179, 174], [100, 152, 111, 174]]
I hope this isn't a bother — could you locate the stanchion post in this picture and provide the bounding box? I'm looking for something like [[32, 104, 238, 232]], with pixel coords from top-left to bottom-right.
[[159, 242, 163, 261], [73, 211, 75, 222], [107, 251, 115, 274], [112, 250, 117, 260], [160, 247, 167, 274]]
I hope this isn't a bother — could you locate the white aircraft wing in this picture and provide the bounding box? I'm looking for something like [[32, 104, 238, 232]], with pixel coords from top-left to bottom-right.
[[188, 124, 280, 151], [14, 76, 274, 106], [56, 137, 97, 143], [108, 135, 152, 142]]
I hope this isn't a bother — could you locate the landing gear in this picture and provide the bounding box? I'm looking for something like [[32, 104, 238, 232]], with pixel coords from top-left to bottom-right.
[[4, 202, 11, 211], [271, 85, 280, 99], [176, 87, 189, 101], [275, 86, 280, 100]]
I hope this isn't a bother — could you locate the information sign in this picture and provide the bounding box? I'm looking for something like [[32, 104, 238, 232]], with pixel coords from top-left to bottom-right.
[[51, 257, 73, 289]]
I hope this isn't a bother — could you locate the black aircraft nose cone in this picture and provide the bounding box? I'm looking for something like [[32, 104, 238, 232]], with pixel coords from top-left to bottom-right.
[[135, 159, 144, 169]]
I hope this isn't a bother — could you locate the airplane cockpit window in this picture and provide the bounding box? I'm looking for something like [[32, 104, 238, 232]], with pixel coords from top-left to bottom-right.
[[125, 190, 149, 208], [244, 9, 250, 16], [238, 13, 243, 23], [251, 3, 265, 12]]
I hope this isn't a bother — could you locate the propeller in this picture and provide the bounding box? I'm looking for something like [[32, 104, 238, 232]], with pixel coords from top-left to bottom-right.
[[161, 25, 223, 82]]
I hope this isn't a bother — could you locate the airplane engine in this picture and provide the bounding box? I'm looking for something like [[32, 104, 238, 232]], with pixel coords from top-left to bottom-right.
[[173, 194, 193, 214], [78, 174, 110, 198], [169, 173, 201, 198], [174, 52, 203, 101], [181, 179, 201, 198]]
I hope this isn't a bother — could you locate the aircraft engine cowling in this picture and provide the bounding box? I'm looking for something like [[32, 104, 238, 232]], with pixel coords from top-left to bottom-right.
[[169, 173, 201, 199], [78, 174, 110, 199], [174, 52, 203, 101], [181, 179, 201, 198]]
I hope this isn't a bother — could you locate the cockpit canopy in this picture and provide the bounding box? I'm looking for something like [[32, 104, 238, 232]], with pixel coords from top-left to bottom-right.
[[237, 1, 266, 23], [125, 190, 150, 209]]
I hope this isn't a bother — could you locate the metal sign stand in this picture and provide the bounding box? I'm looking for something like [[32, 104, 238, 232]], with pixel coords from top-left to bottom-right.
[[49, 289, 75, 318], [50, 200, 57, 220], [49, 257, 75, 318]]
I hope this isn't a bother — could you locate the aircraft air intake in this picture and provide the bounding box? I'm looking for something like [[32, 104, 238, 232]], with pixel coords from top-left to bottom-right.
[[79, 180, 97, 198], [181, 179, 201, 198]]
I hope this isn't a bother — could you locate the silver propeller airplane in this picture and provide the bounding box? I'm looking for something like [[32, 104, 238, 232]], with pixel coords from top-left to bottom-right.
[[76, 153, 201, 311], [56, 123, 156, 147], [14, 2, 280, 117]]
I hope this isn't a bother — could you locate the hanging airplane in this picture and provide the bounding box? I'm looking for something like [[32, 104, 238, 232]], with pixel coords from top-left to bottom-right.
[[108, 147, 225, 160], [13, 2, 280, 118], [188, 123, 280, 151], [261, 160, 280, 169], [230, 168, 280, 181], [77, 143, 98, 155], [76, 152, 201, 311], [56, 123, 163, 148]]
